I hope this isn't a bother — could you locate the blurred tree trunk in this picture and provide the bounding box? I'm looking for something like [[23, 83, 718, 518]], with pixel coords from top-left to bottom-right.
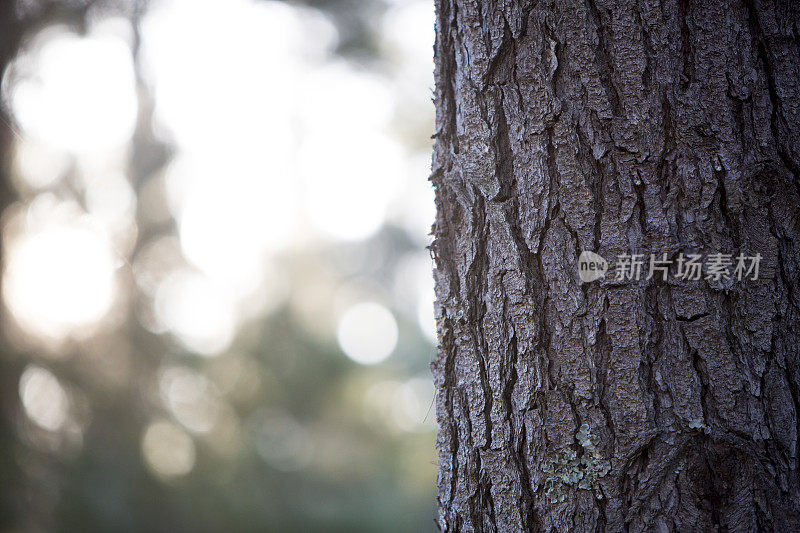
[[430, 0, 800, 530], [0, 2, 23, 529]]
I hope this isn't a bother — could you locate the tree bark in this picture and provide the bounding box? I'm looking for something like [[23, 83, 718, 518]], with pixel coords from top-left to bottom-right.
[[430, 0, 800, 530]]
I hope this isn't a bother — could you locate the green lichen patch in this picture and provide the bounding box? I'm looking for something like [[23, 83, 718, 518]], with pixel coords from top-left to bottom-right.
[[543, 424, 611, 503], [688, 417, 710, 433]]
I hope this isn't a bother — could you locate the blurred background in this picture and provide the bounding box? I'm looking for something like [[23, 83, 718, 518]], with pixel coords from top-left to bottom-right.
[[0, 0, 437, 530]]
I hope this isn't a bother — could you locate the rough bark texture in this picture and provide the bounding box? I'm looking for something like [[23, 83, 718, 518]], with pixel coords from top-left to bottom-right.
[[430, 0, 800, 530]]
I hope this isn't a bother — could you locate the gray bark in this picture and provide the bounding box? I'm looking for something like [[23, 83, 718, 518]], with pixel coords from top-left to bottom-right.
[[430, 0, 800, 530]]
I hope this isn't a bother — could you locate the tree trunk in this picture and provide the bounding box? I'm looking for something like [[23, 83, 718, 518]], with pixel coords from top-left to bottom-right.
[[430, 0, 800, 530]]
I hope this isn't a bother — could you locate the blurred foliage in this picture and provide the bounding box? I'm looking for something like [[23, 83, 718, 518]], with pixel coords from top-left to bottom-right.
[[0, 0, 438, 531]]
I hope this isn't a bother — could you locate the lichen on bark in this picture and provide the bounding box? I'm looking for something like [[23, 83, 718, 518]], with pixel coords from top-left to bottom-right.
[[542, 423, 610, 504]]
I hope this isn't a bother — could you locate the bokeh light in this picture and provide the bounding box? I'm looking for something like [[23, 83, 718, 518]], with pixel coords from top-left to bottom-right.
[[153, 270, 236, 355], [141, 420, 197, 479], [19, 365, 70, 432], [299, 64, 402, 241], [4, 25, 137, 152], [3, 210, 117, 341], [159, 366, 221, 433], [0, 0, 437, 529], [249, 408, 315, 472], [337, 302, 399, 365]]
